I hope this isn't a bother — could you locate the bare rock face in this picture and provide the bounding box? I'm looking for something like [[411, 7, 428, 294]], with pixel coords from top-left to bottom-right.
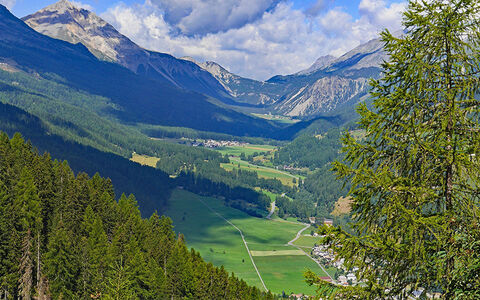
[[182, 58, 282, 105], [275, 77, 369, 117], [23, 0, 230, 99]]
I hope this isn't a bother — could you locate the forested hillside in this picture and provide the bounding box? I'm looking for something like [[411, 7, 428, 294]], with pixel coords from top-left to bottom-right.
[[0, 132, 274, 299], [0, 102, 174, 215], [274, 129, 342, 169]]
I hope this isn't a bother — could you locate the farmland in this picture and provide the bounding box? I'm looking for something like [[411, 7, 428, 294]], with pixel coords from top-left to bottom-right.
[[166, 189, 329, 295], [221, 157, 301, 187]]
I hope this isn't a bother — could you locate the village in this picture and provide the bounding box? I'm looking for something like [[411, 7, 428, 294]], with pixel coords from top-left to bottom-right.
[[194, 139, 248, 148]]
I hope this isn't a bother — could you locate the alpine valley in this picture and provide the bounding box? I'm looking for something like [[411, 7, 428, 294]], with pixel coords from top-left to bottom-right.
[[0, 0, 390, 298]]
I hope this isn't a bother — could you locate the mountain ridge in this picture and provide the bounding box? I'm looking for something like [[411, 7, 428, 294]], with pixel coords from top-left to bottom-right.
[[1, 3, 280, 137], [22, 0, 232, 101]]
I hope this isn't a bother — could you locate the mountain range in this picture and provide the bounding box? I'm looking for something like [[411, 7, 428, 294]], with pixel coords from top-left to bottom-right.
[[0, 2, 281, 138], [22, 0, 232, 102], [22, 0, 388, 119]]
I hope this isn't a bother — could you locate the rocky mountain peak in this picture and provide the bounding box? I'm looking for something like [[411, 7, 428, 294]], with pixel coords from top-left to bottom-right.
[[23, 1, 135, 64], [296, 55, 337, 75]]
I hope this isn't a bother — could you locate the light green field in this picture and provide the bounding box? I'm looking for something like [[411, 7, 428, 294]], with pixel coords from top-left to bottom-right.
[[166, 189, 328, 295], [292, 236, 324, 248], [215, 144, 276, 156], [251, 113, 300, 125], [222, 157, 299, 187], [252, 255, 323, 295], [130, 153, 160, 168], [251, 250, 305, 256]]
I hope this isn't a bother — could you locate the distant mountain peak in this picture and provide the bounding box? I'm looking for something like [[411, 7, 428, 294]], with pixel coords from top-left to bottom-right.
[[49, 0, 77, 10], [296, 55, 337, 75]]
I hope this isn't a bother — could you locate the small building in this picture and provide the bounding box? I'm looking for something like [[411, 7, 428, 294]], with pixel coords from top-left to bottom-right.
[[338, 275, 348, 285], [309, 217, 316, 224], [323, 218, 333, 226]]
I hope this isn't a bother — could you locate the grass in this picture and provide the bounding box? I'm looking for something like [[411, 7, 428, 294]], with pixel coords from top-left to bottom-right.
[[251, 250, 305, 256], [292, 236, 324, 248], [331, 196, 352, 216], [166, 189, 328, 295], [130, 153, 160, 167], [251, 113, 300, 125], [215, 144, 276, 157], [252, 255, 326, 295], [222, 157, 299, 187]]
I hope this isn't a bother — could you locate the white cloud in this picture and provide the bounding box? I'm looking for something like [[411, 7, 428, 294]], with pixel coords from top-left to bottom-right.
[[102, 0, 407, 80], [70, 1, 94, 11], [0, 0, 16, 10], [147, 0, 280, 35], [305, 0, 327, 17]]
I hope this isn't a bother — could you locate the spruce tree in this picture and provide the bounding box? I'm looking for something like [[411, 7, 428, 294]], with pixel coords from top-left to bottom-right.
[[308, 0, 480, 298]]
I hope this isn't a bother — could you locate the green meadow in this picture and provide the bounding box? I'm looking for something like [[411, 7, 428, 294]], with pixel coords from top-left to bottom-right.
[[222, 157, 299, 187], [215, 144, 276, 157], [166, 189, 328, 295]]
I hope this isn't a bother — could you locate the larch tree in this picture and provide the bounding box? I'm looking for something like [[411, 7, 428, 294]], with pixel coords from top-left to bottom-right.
[[307, 0, 480, 299]]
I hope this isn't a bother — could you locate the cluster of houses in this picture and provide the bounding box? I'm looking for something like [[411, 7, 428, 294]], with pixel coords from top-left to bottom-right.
[[201, 139, 247, 148], [311, 244, 358, 286]]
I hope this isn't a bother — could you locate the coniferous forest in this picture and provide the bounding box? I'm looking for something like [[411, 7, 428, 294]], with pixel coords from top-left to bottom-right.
[[0, 132, 274, 299]]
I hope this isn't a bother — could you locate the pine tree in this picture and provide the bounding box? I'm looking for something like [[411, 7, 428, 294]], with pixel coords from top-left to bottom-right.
[[14, 167, 42, 299], [308, 0, 480, 298], [44, 220, 77, 299]]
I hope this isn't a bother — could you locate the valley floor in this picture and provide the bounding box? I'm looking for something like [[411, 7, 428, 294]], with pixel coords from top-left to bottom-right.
[[166, 189, 329, 295]]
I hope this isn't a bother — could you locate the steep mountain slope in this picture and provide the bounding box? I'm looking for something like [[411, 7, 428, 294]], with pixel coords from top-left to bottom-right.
[[22, 0, 231, 101], [268, 37, 385, 117], [295, 55, 337, 76], [181, 57, 285, 106], [0, 4, 278, 137], [189, 38, 385, 117]]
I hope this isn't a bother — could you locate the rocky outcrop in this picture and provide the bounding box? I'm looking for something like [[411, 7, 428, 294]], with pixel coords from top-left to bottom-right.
[[275, 76, 369, 116]]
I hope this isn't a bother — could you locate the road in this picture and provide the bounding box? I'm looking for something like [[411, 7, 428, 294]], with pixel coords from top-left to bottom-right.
[[196, 197, 269, 292], [266, 201, 275, 219], [288, 223, 335, 282], [288, 223, 310, 246]]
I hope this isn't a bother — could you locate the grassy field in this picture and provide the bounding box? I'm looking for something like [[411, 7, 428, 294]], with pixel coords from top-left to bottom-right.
[[166, 189, 328, 295], [292, 235, 324, 248], [253, 255, 322, 295], [215, 144, 276, 157], [331, 196, 352, 216], [251, 250, 305, 256], [222, 157, 299, 187], [251, 113, 300, 125], [130, 153, 160, 167]]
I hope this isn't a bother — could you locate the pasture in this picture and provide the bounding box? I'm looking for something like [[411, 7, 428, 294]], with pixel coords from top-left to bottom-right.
[[222, 157, 299, 187], [130, 153, 160, 167], [215, 144, 276, 157], [166, 189, 328, 295]]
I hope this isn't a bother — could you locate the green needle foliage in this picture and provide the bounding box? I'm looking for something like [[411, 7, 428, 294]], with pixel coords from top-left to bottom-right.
[[307, 0, 480, 298]]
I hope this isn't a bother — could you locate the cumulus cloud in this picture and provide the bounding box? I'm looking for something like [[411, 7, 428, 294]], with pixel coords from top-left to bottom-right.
[[102, 0, 407, 80], [305, 0, 327, 17], [70, 1, 95, 11], [147, 0, 280, 36], [0, 0, 16, 10]]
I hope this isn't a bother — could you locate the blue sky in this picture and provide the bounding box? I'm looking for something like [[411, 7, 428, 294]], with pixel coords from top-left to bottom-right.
[[2, 0, 407, 80], [9, 0, 404, 19], [10, 0, 359, 17]]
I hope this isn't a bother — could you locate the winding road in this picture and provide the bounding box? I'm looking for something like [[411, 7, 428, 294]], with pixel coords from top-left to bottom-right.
[[288, 223, 335, 282]]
